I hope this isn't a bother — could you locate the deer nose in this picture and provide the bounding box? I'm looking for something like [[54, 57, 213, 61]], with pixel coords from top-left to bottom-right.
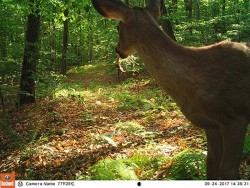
[[115, 45, 128, 58], [115, 46, 124, 58]]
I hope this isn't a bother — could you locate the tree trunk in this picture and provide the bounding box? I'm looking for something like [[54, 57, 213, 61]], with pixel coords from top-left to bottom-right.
[[0, 88, 5, 112], [88, 30, 93, 62], [184, 0, 193, 34], [0, 39, 7, 83], [19, 0, 40, 106], [87, 8, 93, 62], [145, 0, 176, 41], [159, 0, 177, 41], [194, 0, 200, 19], [61, 0, 69, 75], [221, 0, 226, 34], [211, 0, 220, 17], [50, 6, 57, 71], [184, 0, 193, 19]]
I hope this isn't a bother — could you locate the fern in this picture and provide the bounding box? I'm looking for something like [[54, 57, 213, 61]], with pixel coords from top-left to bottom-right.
[[88, 158, 139, 180], [168, 149, 207, 180]]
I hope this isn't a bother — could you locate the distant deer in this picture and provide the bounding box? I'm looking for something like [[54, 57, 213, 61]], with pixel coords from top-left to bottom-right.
[[92, 0, 250, 180]]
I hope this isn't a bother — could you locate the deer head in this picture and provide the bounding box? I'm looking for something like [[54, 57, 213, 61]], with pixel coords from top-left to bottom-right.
[[92, 0, 161, 58]]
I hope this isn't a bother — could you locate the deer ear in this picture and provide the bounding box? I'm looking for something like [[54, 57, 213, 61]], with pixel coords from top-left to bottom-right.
[[146, 0, 162, 20], [92, 0, 130, 23]]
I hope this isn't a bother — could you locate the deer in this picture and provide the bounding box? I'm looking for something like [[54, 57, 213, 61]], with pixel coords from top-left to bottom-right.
[[91, 0, 250, 180]]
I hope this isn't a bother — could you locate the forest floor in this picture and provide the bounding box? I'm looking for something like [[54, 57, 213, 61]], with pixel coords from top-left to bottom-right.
[[0, 62, 249, 180]]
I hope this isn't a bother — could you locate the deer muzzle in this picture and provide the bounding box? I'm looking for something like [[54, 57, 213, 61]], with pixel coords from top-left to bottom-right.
[[115, 46, 128, 59]]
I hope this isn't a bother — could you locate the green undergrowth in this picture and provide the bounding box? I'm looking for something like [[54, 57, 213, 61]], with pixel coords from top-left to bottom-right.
[[51, 63, 179, 117], [0, 119, 25, 151], [0, 118, 43, 160], [77, 149, 207, 180], [67, 62, 109, 75], [3, 61, 248, 180]]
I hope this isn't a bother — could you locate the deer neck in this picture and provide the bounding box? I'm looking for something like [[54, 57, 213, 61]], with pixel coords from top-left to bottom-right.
[[133, 24, 191, 99]]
